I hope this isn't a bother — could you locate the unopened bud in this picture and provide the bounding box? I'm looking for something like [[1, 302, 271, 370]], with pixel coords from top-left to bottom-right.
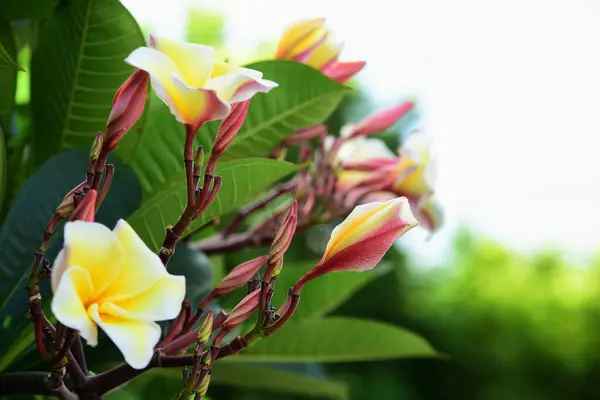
[[221, 289, 261, 331], [213, 256, 268, 297], [193, 146, 204, 171], [211, 100, 250, 161], [55, 181, 86, 218], [105, 69, 149, 153], [268, 201, 298, 278], [343, 101, 415, 139], [196, 310, 214, 345], [196, 373, 210, 397], [89, 132, 103, 161], [69, 190, 98, 222]]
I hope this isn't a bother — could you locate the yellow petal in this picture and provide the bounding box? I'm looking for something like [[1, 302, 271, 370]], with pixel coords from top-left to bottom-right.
[[170, 74, 231, 124], [88, 304, 160, 370], [63, 221, 122, 299], [100, 220, 168, 302], [276, 18, 326, 59], [324, 198, 414, 259], [111, 274, 186, 321], [51, 267, 98, 346], [305, 38, 342, 70], [149, 34, 215, 88]]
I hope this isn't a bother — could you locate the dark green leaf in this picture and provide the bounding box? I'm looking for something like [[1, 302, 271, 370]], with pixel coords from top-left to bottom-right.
[[271, 261, 381, 320], [211, 363, 348, 399], [0, 18, 18, 129], [0, 0, 59, 21], [233, 317, 439, 363], [221, 60, 347, 160], [127, 158, 302, 252], [30, 0, 148, 167], [0, 125, 5, 211], [0, 149, 142, 371], [167, 244, 213, 306], [127, 99, 219, 197]]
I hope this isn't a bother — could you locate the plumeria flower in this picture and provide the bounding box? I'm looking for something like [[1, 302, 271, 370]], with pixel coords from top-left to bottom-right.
[[392, 130, 437, 202], [51, 220, 186, 369], [295, 197, 417, 290], [275, 18, 365, 83], [125, 34, 278, 131], [335, 137, 398, 191], [415, 194, 444, 235]]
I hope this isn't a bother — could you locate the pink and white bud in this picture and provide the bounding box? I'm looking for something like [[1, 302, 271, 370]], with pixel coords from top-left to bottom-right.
[[55, 181, 86, 218], [212, 256, 268, 298], [69, 190, 98, 222], [323, 61, 366, 83], [221, 289, 261, 331], [342, 101, 415, 139], [105, 69, 149, 153], [295, 197, 418, 292]]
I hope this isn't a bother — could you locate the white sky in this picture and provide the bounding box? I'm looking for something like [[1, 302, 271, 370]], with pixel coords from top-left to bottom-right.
[[122, 0, 600, 266]]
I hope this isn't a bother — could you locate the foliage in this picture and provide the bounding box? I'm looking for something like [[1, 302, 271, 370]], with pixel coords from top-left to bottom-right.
[[0, 3, 432, 399]]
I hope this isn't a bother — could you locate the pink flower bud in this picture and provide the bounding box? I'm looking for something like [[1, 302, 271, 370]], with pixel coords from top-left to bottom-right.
[[267, 201, 298, 279], [295, 197, 418, 292], [206, 100, 250, 174], [213, 256, 268, 297], [282, 125, 327, 147], [323, 61, 366, 83], [69, 190, 98, 222], [221, 289, 261, 331], [105, 69, 149, 153], [344, 101, 415, 139], [55, 181, 86, 218]]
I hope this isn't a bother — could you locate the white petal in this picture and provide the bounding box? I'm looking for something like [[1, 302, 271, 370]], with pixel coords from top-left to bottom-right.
[[88, 304, 161, 370], [125, 47, 181, 119], [100, 220, 165, 302], [338, 138, 395, 163], [149, 34, 215, 87], [63, 221, 122, 298], [51, 267, 98, 346], [51, 249, 67, 293], [204, 72, 278, 103]]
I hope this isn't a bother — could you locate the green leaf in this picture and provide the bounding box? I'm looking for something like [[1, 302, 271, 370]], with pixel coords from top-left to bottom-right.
[[0, 0, 59, 21], [0, 125, 5, 212], [127, 99, 219, 197], [221, 60, 347, 160], [0, 18, 18, 130], [30, 0, 148, 167], [0, 149, 142, 371], [127, 158, 302, 251], [210, 363, 349, 399], [271, 261, 381, 320], [232, 317, 439, 363]]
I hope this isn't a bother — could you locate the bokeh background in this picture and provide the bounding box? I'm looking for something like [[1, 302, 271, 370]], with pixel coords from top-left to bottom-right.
[[8, 0, 599, 398]]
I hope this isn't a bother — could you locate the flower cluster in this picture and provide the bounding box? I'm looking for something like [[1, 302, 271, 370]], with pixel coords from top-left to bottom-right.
[[19, 15, 442, 400]]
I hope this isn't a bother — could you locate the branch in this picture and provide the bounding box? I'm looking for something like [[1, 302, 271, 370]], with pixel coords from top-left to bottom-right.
[[0, 372, 53, 396]]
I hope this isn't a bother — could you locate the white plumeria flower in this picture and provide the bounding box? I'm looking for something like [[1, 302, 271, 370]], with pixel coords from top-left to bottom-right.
[[125, 34, 278, 129], [51, 220, 186, 369]]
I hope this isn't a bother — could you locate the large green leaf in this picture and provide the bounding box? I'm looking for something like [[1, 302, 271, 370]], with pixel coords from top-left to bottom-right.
[[104, 364, 346, 400], [0, 18, 18, 130], [127, 158, 302, 251], [0, 0, 59, 21], [221, 60, 347, 160], [127, 99, 219, 197], [270, 261, 383, 320], [210, 363, 348, 399], [231, 317, 439, 363], [0, 149, 142, 371], [30, 0, 148, 167], [0, 125, 5, 212]]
